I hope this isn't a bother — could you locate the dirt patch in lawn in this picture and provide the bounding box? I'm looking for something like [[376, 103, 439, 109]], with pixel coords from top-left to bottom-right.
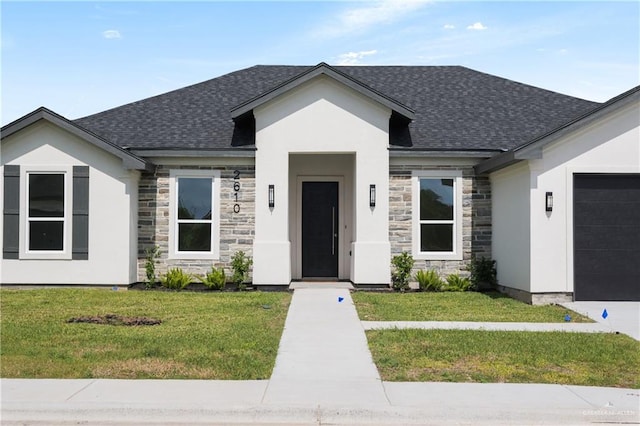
[[67, 314, 161, 326]]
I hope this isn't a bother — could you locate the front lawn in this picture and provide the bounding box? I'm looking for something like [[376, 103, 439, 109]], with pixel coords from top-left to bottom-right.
[[353, 291, 592, 322], [0, 289, 291, 380], [368, 329, 640, 388]]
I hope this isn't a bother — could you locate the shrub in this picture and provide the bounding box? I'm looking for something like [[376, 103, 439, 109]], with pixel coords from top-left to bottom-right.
[[231, 251, 252, 291], [415, 269, 444, 292], [201, 266, 226, 290], [443, 274, 472, 292], [391, 252, 414, 291], [466, 256, 497, 291], [144, 246, 160, 289], [161, 268, 192, 290]]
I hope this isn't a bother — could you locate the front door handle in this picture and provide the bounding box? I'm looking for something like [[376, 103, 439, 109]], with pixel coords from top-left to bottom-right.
[[331, 207, 336, 256]]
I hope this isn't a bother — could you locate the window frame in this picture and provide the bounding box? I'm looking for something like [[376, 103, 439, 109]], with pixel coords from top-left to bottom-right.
[[169, 169, 220, 260], [20, 166, 73, 259], [412, 171, 463, 260]]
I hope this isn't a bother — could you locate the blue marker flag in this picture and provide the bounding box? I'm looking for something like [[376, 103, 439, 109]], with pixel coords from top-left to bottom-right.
[[602, 309, 608, 319], [564, 314, 571, 322], [338, 297, 344, 303]]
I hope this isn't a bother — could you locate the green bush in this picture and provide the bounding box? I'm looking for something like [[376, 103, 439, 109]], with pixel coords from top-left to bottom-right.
[[231, 251, 253, 291], [161, 268, 192, 290], [466, 256, 497, 291], [415, 270, 444, 292], [201, 266, 226, 290], [391, 252, 414, 291], [443, 274, 472, 292], [144, 246, 160, 289]]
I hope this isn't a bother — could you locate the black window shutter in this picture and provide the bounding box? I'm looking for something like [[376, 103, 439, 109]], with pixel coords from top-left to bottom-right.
[[3, 165, 20, 259], [72, 166, 89, 260]]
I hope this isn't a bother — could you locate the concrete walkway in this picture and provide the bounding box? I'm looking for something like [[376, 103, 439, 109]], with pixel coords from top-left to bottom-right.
[[561, 301, 640, 340], [264, 288, 388, 407], [363, 320, 613, 333], [2, 288, 639, 425]]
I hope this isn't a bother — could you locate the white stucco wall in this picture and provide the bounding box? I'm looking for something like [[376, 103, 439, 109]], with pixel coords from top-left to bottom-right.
[[491, 98, 639, 297], [491, 162, 531, 292], [252, 75, 392, 284], [529, 100, 640, 294], [1, 122, 139, 285]]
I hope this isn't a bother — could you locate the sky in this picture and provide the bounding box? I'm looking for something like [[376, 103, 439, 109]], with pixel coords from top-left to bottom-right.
[[1, 1, 638, 126]]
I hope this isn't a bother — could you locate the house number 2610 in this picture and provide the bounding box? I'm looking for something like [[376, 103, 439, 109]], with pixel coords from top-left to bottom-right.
[[233, 170, 241, 213]]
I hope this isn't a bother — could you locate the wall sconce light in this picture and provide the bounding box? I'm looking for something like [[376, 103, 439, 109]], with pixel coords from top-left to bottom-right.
[[268, 185, 275, 208], [369, 184, 376, 207], [545, 191, 553, 212]]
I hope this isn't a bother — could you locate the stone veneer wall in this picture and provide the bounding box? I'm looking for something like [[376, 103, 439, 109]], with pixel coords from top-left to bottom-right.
[[389, 165, 491, 280], [137, 164, 255, 282]]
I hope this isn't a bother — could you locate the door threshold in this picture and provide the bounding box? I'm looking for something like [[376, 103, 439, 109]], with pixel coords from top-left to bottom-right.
[[289, 281, 354, 290], [299, 277, 340, 282]]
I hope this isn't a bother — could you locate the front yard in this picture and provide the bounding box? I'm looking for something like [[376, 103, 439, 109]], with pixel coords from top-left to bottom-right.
[[367, 328, 640, 388], [3, 287, 638, 388], [354, 291, 640, 388], [0, 289, 291, 380]]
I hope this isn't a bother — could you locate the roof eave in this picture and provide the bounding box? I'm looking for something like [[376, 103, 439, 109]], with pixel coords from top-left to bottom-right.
[[390, 148, 501, 158], [1, 107, 151, 171], [130, 148, 256, 158]]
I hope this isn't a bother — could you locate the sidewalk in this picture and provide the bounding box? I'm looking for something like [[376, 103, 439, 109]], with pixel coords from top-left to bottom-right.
[[2, 288, 639, 425], [3, 378, 639, 425]]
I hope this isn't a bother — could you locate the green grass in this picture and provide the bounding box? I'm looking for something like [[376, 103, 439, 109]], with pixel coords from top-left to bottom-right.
[[0, 289, 291, 380], [367, 329, 640, 388], [353, 291, 592, 322]]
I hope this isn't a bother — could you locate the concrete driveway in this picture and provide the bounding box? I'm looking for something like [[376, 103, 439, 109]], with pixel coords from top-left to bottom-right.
[[561, 301, 640, 340]]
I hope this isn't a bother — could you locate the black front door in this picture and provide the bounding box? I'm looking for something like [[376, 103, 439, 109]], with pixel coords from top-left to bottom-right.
[[302, 182, 339, 278]]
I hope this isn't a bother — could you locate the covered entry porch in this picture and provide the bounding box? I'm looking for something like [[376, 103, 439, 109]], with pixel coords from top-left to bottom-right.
[[252, 147, 391, 286], [288, 154, 353, 281], [240, 67, 413, 286]]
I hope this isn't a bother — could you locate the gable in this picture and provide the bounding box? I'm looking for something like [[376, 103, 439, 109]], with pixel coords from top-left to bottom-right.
[[254, 75, 392, 153], [231, 62, 414, 122], [1, 108, 148, 171]]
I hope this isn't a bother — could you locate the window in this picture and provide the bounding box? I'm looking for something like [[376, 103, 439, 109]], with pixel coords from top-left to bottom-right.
[[28, 173, 65, 251], [2, 165, 88, 260], [177, 178, 212, 252], [412, 171, 463, 260], [169, 170, 220, 259], [7, 166, 78, 260]]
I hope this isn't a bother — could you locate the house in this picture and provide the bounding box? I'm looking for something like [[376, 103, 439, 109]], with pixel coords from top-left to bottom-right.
[[1, 63, 638, 302]]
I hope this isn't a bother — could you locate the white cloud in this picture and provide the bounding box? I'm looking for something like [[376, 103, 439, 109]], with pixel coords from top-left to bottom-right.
[[315, 0, 429, 39], [467, 22, 488, 31], [335, 50, 378, 65], [536, 47, 569, 55], [102, 30, 122, 39], [443, 24, 455, 30]]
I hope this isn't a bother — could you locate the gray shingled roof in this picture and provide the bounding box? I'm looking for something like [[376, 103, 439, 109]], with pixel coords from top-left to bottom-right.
[[74, 65, 599, 153]]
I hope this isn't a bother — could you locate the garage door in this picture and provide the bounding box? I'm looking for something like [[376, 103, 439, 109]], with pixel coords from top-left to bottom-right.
[[574, 174, 640, 301]]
